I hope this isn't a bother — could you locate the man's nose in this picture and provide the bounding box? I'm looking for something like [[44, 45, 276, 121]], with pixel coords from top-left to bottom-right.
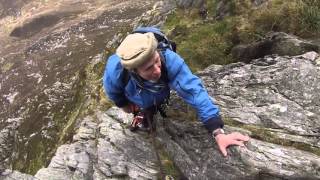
[[153, 65, 161, 75]]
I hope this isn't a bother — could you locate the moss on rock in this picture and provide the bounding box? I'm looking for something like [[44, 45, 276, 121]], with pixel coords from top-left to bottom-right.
[[154, 140, 183, 179], [223, 117, 320, 156], [1, 62, 14, 73]]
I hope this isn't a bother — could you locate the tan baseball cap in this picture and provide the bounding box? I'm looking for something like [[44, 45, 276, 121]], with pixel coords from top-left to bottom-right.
[[116, 32, 158, 70]]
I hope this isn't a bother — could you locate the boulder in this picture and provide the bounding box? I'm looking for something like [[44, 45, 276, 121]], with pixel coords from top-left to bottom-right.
[[269, 32, 319, 56], [231, 40, 273, 63], [232, 32, 320, 63]]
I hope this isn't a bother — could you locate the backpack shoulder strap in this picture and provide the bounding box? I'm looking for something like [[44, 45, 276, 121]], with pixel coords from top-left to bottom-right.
[[121, 68, 130, 86], [159, 50, 169, 83]]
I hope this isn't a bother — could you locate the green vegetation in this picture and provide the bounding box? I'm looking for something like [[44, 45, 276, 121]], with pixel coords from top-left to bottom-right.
[[163, 0, 320, 71], [250, 0, 320, 38], [220, 0, 320, 38], [164, 10, 235, 72], [154, 140, 182, 179], [12, 49, 114, 175], [1, 62, 14, 73], [299, 0, 320, 35], [13, 70, 88, 174], [12, 134, 48, 175]]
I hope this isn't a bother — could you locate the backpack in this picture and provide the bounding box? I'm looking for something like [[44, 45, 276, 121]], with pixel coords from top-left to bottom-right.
[[122, 27, 176, 86], [133, 27, 176, 52]]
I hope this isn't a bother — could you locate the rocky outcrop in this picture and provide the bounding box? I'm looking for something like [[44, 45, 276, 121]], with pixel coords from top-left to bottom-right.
[[1, 170, 35, 180], [4, 51, 319, 179], [35, 110, 162, 180], [231, 40, 273, 63], [232, 32, 320, 63], [1, 109, 163, 179], [268, 32, 319, 56], [157, 51, 320, 179]]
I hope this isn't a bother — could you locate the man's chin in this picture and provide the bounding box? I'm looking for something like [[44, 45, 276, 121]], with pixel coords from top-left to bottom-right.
[[150, 77, 160, 83]]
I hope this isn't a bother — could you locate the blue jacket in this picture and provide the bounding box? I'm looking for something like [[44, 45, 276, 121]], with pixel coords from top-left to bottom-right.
[[103, 49, 224, 132]]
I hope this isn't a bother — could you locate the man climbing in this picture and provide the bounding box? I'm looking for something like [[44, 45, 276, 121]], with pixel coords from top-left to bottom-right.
[[103, 28, 249, 157]]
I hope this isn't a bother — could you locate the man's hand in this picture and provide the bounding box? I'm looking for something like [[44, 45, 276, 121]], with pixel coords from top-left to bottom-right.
[[214, 132, 250, 157]]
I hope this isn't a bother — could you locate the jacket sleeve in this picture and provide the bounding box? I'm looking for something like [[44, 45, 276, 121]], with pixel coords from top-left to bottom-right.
[[103, 54, 129, 107], [165, 51, 224, 133]]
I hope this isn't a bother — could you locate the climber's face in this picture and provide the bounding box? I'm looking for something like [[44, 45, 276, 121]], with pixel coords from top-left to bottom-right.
[[136, 51, 162, 82]]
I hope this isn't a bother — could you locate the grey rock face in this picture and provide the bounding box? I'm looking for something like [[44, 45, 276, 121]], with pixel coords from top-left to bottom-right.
[[1, 108, 169, 179], [157, 51, 320, 180], [207, 52, 320, 135], [6, 109, 159, 180], [1, 169, 35, 180]]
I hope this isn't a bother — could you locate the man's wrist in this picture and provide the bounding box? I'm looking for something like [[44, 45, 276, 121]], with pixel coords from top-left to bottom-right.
[[212, 128, 225, 138]]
